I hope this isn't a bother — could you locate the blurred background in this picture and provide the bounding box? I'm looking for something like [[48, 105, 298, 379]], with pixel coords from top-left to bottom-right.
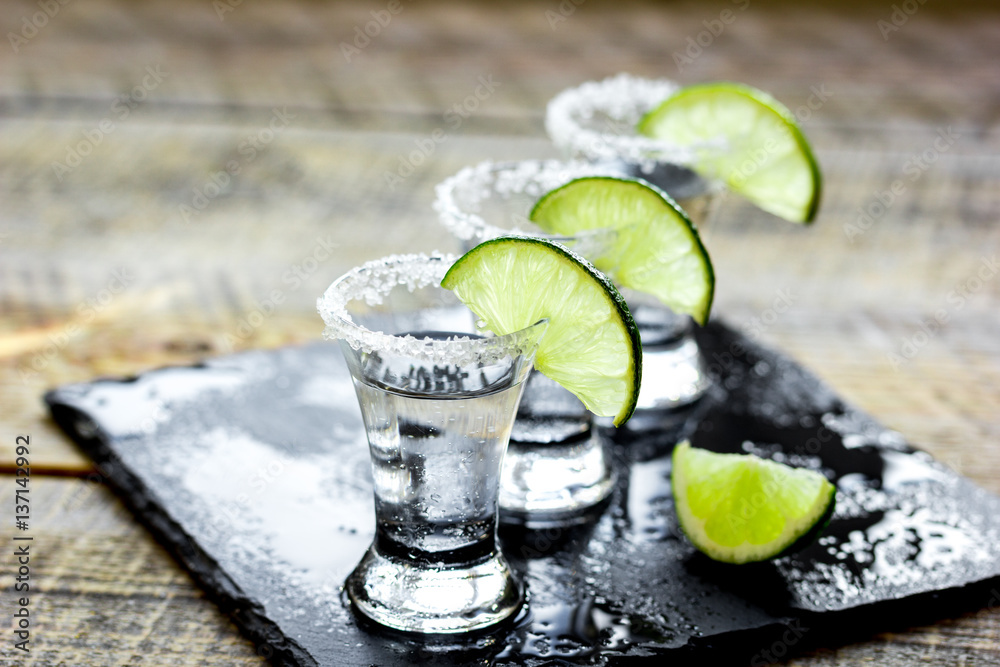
[[1, 0, 998, 664]]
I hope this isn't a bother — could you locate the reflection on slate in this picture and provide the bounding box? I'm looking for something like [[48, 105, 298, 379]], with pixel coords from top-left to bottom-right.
[[45, 321, 1000, 666]]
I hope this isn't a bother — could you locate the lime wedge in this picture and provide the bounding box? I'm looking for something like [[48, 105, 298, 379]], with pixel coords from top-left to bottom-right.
[[671, 441, 836, 564], [638, 82, 822, 223], [529, 176, 714, 325], [442, 236, 641, 426]]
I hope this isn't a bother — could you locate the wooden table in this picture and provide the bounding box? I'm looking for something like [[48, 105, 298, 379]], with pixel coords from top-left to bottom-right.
[[1, 0, 998, 664]]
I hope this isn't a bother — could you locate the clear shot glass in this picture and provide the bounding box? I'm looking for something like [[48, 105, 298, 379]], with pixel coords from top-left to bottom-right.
[[434, 159, 718, 429], [545, 72, 725, 225], [436, 160, 683, 527], [546, 75, 729, 416], [318, 253, 547, 634]]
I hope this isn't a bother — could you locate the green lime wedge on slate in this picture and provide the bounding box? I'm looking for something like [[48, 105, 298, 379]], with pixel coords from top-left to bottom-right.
[[638, 82, 822, 224], [442, 236, 641, 426], [529, 176, 714, 326], [671, 441, 836, 564]]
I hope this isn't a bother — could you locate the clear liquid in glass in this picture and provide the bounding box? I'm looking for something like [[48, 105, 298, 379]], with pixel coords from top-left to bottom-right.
[[343, 331, 528, 633]]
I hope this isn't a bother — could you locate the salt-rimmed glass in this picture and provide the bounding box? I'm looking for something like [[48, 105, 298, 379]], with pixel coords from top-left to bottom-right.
[[318, 253, 547, 634], [434, 159, 717, 420], [434, 159, 706, 527], [435, 161, 638, 524], [544, 74, 729, 416], [546, 72, 726, 205]]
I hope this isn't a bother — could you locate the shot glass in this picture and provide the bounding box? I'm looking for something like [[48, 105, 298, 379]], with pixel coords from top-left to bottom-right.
[[546, 74, 728, 414], [318, 253, 547, 634], [435, 159, 717, 425], [436, 161, 655, 524], [545, 73, 726, 221]]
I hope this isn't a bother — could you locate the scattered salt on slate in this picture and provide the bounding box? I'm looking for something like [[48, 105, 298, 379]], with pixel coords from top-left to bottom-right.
[[46, 321, 1000, 666]]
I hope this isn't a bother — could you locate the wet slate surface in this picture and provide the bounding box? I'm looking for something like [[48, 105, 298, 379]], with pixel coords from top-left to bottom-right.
[[45, 321, 1000, 666]]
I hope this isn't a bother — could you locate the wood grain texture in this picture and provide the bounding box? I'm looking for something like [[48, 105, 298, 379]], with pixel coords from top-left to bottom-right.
[[1, 0, 998, 664], [0, 479, 267, 666]]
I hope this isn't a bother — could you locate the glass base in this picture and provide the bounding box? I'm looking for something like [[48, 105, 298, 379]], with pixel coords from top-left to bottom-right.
[[635, 333, 711, 412], [499, 428, 616, 527], [345, 544, 523, 634], [624, 299, 711, 416]]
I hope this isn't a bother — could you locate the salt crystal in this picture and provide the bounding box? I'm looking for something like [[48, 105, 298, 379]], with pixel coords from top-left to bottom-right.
[[316, 253, 546, 367], [433, 159, 632, 243], [545, 73, 727, 171]]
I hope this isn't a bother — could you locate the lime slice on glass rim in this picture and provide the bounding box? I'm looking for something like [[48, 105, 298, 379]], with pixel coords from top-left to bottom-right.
[[442, 236, 641, 427], [529, 176, 714, 326], [671, 441, 836, 564], [638, 82, 822, 224]]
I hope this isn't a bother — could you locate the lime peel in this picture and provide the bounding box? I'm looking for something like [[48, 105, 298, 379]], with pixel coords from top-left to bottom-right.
[[671, 441, 836, 564], [638, 81, 822, 224], [529, 176, 714, 325], [441, 236, 641, 426]]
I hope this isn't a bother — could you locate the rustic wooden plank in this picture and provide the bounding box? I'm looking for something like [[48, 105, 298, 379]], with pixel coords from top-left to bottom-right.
[[0, 478, 266, 665], [1, 0, 999, 663], [1, 0, 998, 144], [2, 122, 998, 474], [1, 478, 997, 666]]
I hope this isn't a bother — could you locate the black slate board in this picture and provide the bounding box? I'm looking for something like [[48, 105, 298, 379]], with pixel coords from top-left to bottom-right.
[[45, 321, 1000, 666]]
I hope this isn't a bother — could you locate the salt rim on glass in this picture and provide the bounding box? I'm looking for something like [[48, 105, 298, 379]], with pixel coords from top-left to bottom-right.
[[317, 252, 544, 367], [545, 72, 727, 172], [433, 159, 635, 244]]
